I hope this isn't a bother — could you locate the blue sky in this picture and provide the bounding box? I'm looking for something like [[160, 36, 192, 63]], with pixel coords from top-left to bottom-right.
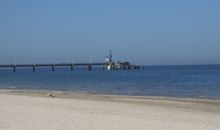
[[0, 0, 220, 65]]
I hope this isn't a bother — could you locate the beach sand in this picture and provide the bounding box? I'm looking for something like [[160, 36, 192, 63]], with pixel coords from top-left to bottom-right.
[[0, 90, 220, 130]]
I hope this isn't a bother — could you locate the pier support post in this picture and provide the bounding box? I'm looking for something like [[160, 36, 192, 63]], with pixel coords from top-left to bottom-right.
[[88, 64, 92, 71], [70, 65, 73, 71], [123, 66, 126, 70], [13, 65, 16, 72], [33, 65, 36, 72], [128, 65, 131, 70], [52, 65, 55, 71]]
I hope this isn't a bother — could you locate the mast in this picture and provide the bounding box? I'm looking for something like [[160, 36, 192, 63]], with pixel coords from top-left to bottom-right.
[[109, 50, 112, 63]]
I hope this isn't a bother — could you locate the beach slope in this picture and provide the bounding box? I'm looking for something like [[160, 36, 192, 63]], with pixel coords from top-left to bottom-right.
[[0, 91, 220, 130]]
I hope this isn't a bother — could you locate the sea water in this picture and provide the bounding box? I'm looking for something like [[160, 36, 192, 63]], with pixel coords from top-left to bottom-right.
[[0, 65, 220, 99]]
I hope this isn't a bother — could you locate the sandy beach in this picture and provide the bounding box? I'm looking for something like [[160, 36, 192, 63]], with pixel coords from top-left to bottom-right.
[[0, 90, 220, 130]]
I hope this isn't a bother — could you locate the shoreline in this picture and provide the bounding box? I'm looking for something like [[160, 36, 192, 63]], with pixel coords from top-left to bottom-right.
[[1, 88, 220, 101], [1, 89, 220, 113]]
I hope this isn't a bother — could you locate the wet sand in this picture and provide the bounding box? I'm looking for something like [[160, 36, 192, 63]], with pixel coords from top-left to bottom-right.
[[0, 90, 220, 130]]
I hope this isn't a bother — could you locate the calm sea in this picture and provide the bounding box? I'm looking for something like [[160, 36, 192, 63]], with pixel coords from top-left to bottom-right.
[[0, 65, 220, 99]]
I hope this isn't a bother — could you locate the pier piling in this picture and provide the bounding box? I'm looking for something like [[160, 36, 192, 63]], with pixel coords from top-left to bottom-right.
[[33, 65, 36, 72], [70, 65, 73, 71], [88, 64, 92, 71], [13, 65, 16, 72], [52, 65, 55, 71]]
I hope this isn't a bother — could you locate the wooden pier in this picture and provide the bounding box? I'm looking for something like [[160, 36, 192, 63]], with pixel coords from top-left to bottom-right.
[[0, 63, 106, 72], [0, 62, 143, 72], [0, 51, 144, 72]]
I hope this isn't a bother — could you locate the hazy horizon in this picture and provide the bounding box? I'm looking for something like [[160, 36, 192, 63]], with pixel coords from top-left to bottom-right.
[[0, 0, 220, 65]]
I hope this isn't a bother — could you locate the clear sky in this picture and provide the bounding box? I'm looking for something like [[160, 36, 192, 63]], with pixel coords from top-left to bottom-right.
[[0, 0, 220, 65]]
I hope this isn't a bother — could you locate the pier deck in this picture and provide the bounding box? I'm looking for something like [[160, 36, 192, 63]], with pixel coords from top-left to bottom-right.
[[0, 63, 106, 72]]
